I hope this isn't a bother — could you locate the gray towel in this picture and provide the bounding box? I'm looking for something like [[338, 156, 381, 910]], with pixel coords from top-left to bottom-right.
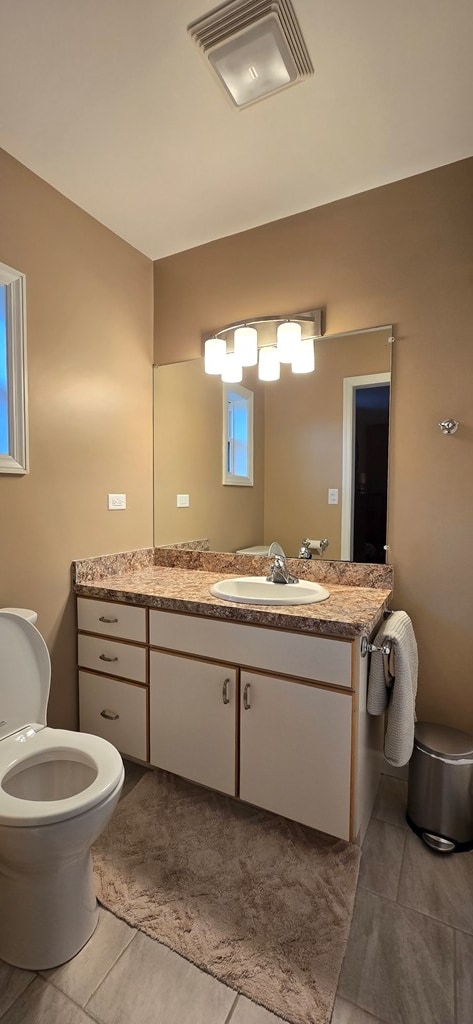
[[367, 611, 418, 767]]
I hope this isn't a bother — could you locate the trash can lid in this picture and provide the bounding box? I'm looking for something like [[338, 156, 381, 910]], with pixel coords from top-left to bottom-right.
[[414, 722, 473, 760]]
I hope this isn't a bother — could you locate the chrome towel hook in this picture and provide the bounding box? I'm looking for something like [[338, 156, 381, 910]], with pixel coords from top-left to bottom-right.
[[438, 419, 459, 435]]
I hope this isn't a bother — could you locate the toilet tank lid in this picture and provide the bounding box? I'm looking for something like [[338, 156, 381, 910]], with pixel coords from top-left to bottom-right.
[[236, 546, 269, 556], [414, 722, 473, 759], [0, 607, 37, 624]]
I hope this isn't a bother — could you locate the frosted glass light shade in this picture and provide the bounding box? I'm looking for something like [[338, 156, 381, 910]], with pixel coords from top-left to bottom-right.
[[234, 326, 258, 366], [291, 338, 315, 374], [221, 352, 243, 383], [277, 320, 302, 363], [258, 346, 280, 381], [204, 337, 226, 374]]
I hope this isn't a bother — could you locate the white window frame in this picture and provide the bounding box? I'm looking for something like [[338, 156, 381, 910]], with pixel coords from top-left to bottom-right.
[[222, 382, 254, 486], [0, 261, 29, 474]]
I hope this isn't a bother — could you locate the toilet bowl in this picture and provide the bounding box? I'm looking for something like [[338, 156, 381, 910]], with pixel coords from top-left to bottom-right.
[[0, 610, 124, 970]]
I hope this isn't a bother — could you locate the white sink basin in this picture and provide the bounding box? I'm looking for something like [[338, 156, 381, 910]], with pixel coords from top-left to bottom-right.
[[209, 576, 330, 606]]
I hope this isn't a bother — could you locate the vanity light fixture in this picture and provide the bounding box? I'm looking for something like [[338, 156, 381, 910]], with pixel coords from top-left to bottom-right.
[[258, 346, 280, 381], [276, 320, 302, 363], [204, 336, 227, 374], [202, 308, 323, 383], [188, 0, 314, 110], [221, 352, 243, 383], [234, 325, 258, 366], [291, 336, 315, 374]]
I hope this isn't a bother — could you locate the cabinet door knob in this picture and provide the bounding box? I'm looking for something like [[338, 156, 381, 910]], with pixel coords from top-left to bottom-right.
[[99, 615, 118, 624], [243, 682, 251, 710], [99, 653, 119, 662], [222, 678, 231, 704], [100, 708, 119, 720]]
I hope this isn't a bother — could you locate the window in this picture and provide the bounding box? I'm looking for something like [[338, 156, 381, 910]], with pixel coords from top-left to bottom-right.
[[0, 261, 28, 474], [222, 383, 254, 486]]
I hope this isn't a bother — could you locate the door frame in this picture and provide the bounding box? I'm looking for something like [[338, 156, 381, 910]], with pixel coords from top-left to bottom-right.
[[341, 372, 391, 560]]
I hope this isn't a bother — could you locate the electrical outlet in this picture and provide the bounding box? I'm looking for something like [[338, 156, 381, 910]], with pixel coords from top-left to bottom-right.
[[108, 493, 127, 510], [328, 488, 339, 505], [176, 494, 190, 507]]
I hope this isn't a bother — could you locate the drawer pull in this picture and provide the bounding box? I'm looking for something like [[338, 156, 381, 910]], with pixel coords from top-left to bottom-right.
[[100, 708, 120, 721], [243, 682, 251, 710], [222, 678, 230, 705], [99, 615, 119, 624], [99, 653, 119, 663]]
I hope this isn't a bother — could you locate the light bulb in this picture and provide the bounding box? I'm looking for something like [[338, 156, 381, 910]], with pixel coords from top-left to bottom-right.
[[221, 352, 243, 383], [204, 337, 226, 374], [234, 326, 257, 367], [258, 346, 280, 381], [277, 320, 302, 363], [291, 338, 315, 374]]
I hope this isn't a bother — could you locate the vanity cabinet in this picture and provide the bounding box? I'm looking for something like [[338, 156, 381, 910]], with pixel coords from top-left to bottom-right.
[[76, 596, 382, 843], [149, 652, 237, 795], [148, 609, 355, 841]]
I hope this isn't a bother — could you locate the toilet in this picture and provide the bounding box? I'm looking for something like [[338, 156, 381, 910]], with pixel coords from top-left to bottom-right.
[[0, 609, 124, 970]]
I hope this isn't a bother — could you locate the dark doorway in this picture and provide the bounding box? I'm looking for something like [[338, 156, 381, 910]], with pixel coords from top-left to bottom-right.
[[353, 384, 390, 563]]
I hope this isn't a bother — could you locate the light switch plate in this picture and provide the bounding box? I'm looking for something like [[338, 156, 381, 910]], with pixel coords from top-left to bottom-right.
[[176, 494, 190, 507]]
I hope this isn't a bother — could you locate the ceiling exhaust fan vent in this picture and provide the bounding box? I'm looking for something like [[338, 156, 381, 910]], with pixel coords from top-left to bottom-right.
[[188, 0, 314, 109]]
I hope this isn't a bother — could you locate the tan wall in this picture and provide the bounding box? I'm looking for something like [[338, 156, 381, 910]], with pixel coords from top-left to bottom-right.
[[154, 360, 265, 551], [154, 158, 473, 733], [0, 149, 154, 729]]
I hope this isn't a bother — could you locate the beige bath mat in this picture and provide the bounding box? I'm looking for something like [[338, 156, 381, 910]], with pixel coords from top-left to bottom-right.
[[93, 769, 360, 1024]]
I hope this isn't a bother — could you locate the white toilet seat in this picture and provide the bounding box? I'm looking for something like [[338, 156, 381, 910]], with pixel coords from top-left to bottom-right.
[[0, 725, 124, 827]]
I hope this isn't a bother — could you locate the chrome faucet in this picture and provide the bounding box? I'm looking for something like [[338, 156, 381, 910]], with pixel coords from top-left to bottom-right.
[[298, 538, 312, 559], [266, 543, 299, 585]]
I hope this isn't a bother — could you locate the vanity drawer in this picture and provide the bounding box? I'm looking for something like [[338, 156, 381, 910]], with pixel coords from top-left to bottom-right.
[[77, 598, 146, 642], [78, 634, 147, 683], [149, 610, 353, 687], [79, 671, 147, 761]]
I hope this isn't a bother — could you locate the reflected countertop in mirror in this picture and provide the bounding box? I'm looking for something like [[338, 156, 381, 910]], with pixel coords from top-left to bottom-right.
[[153, 325, 392, 563]]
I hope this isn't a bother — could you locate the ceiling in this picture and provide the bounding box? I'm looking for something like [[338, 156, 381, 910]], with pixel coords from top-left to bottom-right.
[[1, 1, 472, 260]]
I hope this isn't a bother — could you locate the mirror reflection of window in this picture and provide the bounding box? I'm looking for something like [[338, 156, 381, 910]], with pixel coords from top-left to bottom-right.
[[223, 383, 254, 486]]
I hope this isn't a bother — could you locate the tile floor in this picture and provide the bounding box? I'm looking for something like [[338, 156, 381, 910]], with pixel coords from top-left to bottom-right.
[[1, 765, 472, 1024]]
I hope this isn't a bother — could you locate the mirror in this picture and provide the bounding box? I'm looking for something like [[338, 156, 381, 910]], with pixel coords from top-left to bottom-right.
[[153, 326, 392, 561]]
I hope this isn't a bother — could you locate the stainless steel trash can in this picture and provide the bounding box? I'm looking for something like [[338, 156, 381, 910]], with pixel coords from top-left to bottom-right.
[[407, 722, 473, 852]]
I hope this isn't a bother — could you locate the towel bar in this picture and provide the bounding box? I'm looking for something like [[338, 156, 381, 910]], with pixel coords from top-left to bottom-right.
[[361, 636, 392, 658]]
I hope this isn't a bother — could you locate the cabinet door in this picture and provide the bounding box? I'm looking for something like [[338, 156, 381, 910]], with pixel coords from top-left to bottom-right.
[[240, 671, 352, 840], [150, 652, 237, 796]]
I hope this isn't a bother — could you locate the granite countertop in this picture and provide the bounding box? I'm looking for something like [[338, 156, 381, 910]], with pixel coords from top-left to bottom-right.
[[74, 563, 392, 640]]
